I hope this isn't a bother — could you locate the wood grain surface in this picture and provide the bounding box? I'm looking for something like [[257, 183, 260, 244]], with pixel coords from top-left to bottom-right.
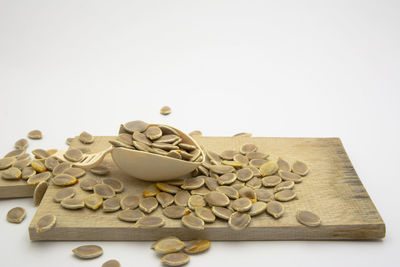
[[28, 136, 385, 241]]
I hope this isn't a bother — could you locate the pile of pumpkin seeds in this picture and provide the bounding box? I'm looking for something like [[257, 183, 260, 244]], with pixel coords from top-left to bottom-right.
[[110, 120, 203, 162]]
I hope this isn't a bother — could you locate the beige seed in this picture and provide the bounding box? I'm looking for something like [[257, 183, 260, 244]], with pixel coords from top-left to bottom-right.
[[145, 126, 163, 140], [178, 143, 196, 151], [72, 245, 103, 259], [197, 165, 209, 176], [5, 149, 25, 158], [117, 133, 134, 146], [64, 148, 83, 162], [2, 167, 22, 180], [248, 201, 267, 216], [228, 212, 251, 230], [80, 177, 99, 191], [266, 201, 284, 219], [174, 190, 190, 206], [216, 186, 239, 199], [123, 120, 149, 133], [209, 164, 234, 175], [156, 183, 181, 194], [190, 186, 210, 196], [118, 208, 144, 222], [139, 197, 158, 213], [36, 214, 56, 233], [33, 181, 48, 206], [277, 157, 291, 172], [134, 216, 165, 228], [259, 161, 279, 176], [152, 236, 185, 254], [14, 138, 28, 150], [142, 184, 160, 197], [161, 252, 190, 266], [274, 189, 297, 202], [61, 198, 85, 209], [152, 147, 169, 156], [166, 150, 182, 160], [109, 139, 133, 149], [156, 134, 181, 144], [156, 192, 174, 208], [94, 184, 115, 199], [132, 131, 152, 145], [78, 147, 91, 154], [262, 175, 282, 187], [79, 131, 95, 144], [278, 170, 302, 183], [52, 174, 78, 186], [13, 158, 31, 170], [90, 165, 110, 175], [205, 150, 221, 164], [188, 195, 206, 210], [21, 166, 36, 180], [246, 177, 262, 189], [249, 159, 268, 169], [195, 207, 215, 223], [54, 187, 76, 202], [204, 191, 230, 207], [254, 188, 274, 202], [220, 150, 236, 160], [63, 167, 86, 178], [120, 194, 140, 209], [52, 162, 72, 176], [292, 161, 309, 176], [32, 148, 50, 159], [102, 197, 121, 212], [0, 157, 16, 169], [31, 160, 47, 173], [44, 157, 59, 171], [233, 154, 249, 165], [17, 153, 31, 160], [27, 172, 52, 185], [238, 186, 257, 202], [249, 166, 262, 177], [152, 142, 179, 151], [221, 160, 243, 168], [247, 151, 269, 160], [211, 206, 232, 220], [184, 240, 211, 254], [160, 105, 172, 115], [182, 176, 205, 190], [240, 143, 257, 154], [85, 194, 103, 210], [217, 172, 237, 185], [204, 177, 218, 191], [163, 205, 191, 219], [296, 210, 321, 227], [102, 178, 124, 193], [102, 259, 121, 267], [274, 181, 295, 192], [28, 130, 42, 139], [232, 198, 252, 212], [159, 125, 180, 136], [231, 181, 245, 191], [182, 215, 204, 230], [6, 207, 26, 223]]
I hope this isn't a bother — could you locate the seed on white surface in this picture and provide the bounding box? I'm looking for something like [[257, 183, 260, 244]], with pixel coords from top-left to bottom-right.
[[14, 138, 28, 150], [160, 106, 172, 116], [152, 236, 185, 254], [6, 207, 26, 223], [27, 130, 42, 139], [72, 245, 103, 259], [161, 252, 190, 266]]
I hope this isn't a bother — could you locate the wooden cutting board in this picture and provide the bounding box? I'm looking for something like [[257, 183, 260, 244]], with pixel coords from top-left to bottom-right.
[[28, 136, 385, 241], [0, 173, 34, 198]]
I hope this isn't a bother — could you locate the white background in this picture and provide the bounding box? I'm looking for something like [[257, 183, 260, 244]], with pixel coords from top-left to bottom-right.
[[0, 0, 399, 266]]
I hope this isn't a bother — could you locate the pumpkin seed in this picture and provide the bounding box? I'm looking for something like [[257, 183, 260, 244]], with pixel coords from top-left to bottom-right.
[[123, 120, 149, 133], [248, 201, 267, 216], [163, 205, 190, 218], [17, 153, 31, 161], [156, 192, 174, 208], [259, 161, 279, 176], [188, 195, 206, 210], [246, 177, 262, 189], [232, 197, 252, 212], [66, 137, 74, 145], [134, 216, 165, 228], [233, 154, 249, 165], [195, 207, 215, 223], [217, 172, 237, 185], [52, 162, 72, 176], [296, 210, 321, 226], [156, 134, 181, 144], [197, 165, 209, 176], [33, 181, 48, 206], [161, 253, 190, 266], [109, 139, 133, 149], [102, 197, 121, 212], [184, 240, 211, 254], [2, 167, 22, 179], [102, 178, 124, 193], [142, 184, 160, 197], [209, 164, 234, 175], [28, 130, 42, 139], [12, 159, 30, 169], [292, 161, 309, 176], [249, 166, 262, 177], [174, 190, 190, 206], [166, 150, 182, 159], [36, 214, 56, 232], [231, 181, 245, 191], [204, 177, 218, 191], [236, 168, 253, 182], [64, 148, 83, 162], [31, 160, 47, 172], [274, 189, 296, 202], [247, 151, 269, 160], [204, 191, 230, 207], [211, 206, 232, 220], [72, 245, 103, 259], [120, 194, 140, 209], [0, 157, 16, 169], [44, 157, 59, 171], [156, 183, 181, 194], [249, 159, 268, 169], [216, 186, 239, 199], [205, 150, 221, 164], [220, 150, 236, 160], [118, 208, 144, 222], [132, 131, 152, 145], [145, 126, 162, 140], [78, 147, 91, 154], [102, 259, 120, 267], [117, 133, 133, 146], [278, 170, 302, 183], [262, 175, 282, 187], [266, 201, 284, 218], [178, 143, 196, 151], [190, 186, 211, 196], [93, 184, 115, 199], [274, 181, 295, 192], [27, 172, 51, 185], [240, 143, 257, 154], [221, 160, 243, 168], [21, 166, 36, 180], [277, 157, 291, 172], [79, 131, 95, 144], [62, 167, 85, 178], [182, 215, 204, 230], [182, 176, 205, 190], [152, 237, 185, 255], [14, 138, 28, 150], [90, 164, 110, 175], [6, 207, 26, 223], [139, 197, 158, 213], [152, 142, 179, 151], [5, 149, 25, 158], [80, 177, 99, 191], [160, 105, 172, 115], [228, 212, 251, 230], [52, 174, 78, 186], [254, 188, 273, 202], [84, 194, 103, 210], [54, 187, 75, 202], [159, 125, 180, 136], [189, 130, 202, 136], [238, 186, 257, 202], [61, 198, 85, 209]]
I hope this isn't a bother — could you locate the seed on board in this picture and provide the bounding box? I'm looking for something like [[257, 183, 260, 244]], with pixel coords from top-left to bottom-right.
[[139, 197, 158, 213], [27, 172, 51, 185], [85, 194, 103, 210], [123, 120, 149, 133], [182, 215, 204, 230], [163, 205, 190, 219], [145, 126, 163, 141], [102, 259, 121, 267], [209, 165, 234, 175], [278, 170, 303, 183], [28, 130, 42, 139], [238, 186, 257, 202], [156, 183, 181, 194], [120, 194, 140, 209], [277, 158, 291, 172], [13, 158, 31, 170], [72, 245, 103, 259], [182, 176, 205, 190], [259, 161, 279, 176], [240, 143, 257, 154], [63, 167, 86, 178], [132, 131, 152, 145], [160, 105, 172, 115], [143, 184, 160, 198], [216, 186, 239, 199], [205, 150, 221, 164], [54, 187, 76, 202], [90, 165, 110, 175], [254, 188, 273, 202], [52, 162, 72, 176], [33, 181, 48, 206], [161, 252, 190, 267], [79, 131, 95, 144], [184, 240, 211, 254], [64, 148, 83, 162], [249, 166, 262, 177], [22, 166, 36, 180], [220, 150, 236, 160], [246, 177, 262, 189], [5, 149, 25, 158], [292, 161, 309, 176], [134, 216, 165, 228], [61, 198, 85, 210], [266, 201, 284, 219], [204, 177, 219, 191], [0, 157, 17, 169], [262, 175, 282, 187], [118, 208, 144, 222], [103, 197, 121, 212], [217, 172, 237, 185], [152, 236, 185, 254], [188, 195, 206, 210], [296, 210, 321, 227], [52, 174, 78, 186], [233, 154, 249, 165], [156, 192, 174, 208], [31, 160, 47, 173], [274, 181, 295, 192], [6, 207, 26, 223], [2, 167, 22, 180], [211, 206, 232, 220], [231, 181, 245, 191], [232, 198, 252, 212], [248, 201, 267, 216], [80, 177, 99, 191], [195, 207, 216, 223], [102, 178, 124, 193], [228, 212, 251, 230], [204, 191, 230, 207], [14, 138, 28, 150], [94, 184, 115, 199], [44, 157, 59, 171], [32, 148, 50, 159], [174, 190, 190, 206], [247, 151, 269, 160], [36, 214, 56, 233], [249, 159, 268, 169], [274, 189, 297, 202]]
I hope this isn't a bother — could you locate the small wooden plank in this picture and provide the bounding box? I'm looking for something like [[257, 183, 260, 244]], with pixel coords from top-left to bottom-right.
[[29, 136, 385, 241], [0, 178, 34, 198]]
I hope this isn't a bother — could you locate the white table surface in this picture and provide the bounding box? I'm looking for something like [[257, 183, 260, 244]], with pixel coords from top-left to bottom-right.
[[0, 0, 399, 266]]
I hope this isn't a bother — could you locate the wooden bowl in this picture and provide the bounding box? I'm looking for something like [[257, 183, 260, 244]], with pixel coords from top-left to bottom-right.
[[111, 124, 204, 181]]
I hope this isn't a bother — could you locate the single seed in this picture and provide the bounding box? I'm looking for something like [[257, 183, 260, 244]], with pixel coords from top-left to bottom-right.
[[247, 151, 269, 160], [248, 201, 267, 216], [182, 176, 205, 190], [54, 187, 75, 202], [72, 245, 103, 259], [204, 191, 230, 207], [2, 167, 22, 180], [32, 149, 50, 159], [259, 161, 279, 176], [145, 126, 162, 140], [274, 181, 295, 192], [292, 161, 309, 176], [132, 131, 152, 145], [102, 259, 121, 267], [156, 183, 181, 194], [216, 186, 239, 199], [61, 198, 85, 209], [139, 197, 158, 213], [44, 157, 59, 171], [184, 240, 211, 254], [102, 178, 124, 193], [231, 181, 245, 191], [188, 195, 206, 210], [274, 189, 297, 202], [143, 184, 160, 197], [31, 160, 47, 173], [211, 206, 232, 220], [262, 175, 282, 187], [204, 177, 218, 191], [278, 170, 303, 183], [191, 186, 211, 196], [52, 162, 72, 176], [80, 177, 99, 191], [27, 172, 51, 185], [163, 205, 191, 219], [22, 166, 36, 180], [63, 167, 86, 178], [0, 157, 16, 169], [79, 131, 95, 144], [36, 214, 56, 232], [161, 253, 190, 266], [238, 186, 257, 202], [221, 160, 243, 168], [167, 150, 182, 159], [197, 165, 209, 176], [120, 194, 140, 209], [182, 215, 204, 230], [277, 157, 291, 172], [296, 210, 321, 227], [90, 165, 110, 175], [240, 143, 257, 154], [209, 165, 234, 175], [217, 172, 237, 185], [152, 236, 185, 254], [246, 177, 262, 189], [195, 207, 215, 223], [85, 194, 103, 210], [5, 149, 25, 158], [102, 197, 121, 212], [52, 174, 78, 186], [249, 159, 268, 169], [134, 216, 165, 228], [156, 134, 181, 144], [254, 188, 273, 202], [220, 150, 236, 160], [160, 106, 172, 115], [93, 184, 115, 199], [123, 120, 149, 133], [118, 208, 144, 222], [178, 143, 196, 151], [64, 148, 83, 162], [33, 181, 48, 206], [6, 207, 26, 223], [228, 212, 251, 230], [117, 133, 133, 146], [232, 198, 252, 212], [233, 154, 249, 165], [17, 153, 31, 160], [266, 201, 284, 219], [235, 168, 252, 182], [156, 192, 174, 208], [109, 139, 133, 149], [28, 130, 42, 139], [174, 190, 191, 206], [152, 147, 169, 156], [205, 150, 221, 164], [152, 142, 179, 151], [189, 130, 202, 136], [250, 166, 262, 177], [14, 138, 28, 150], [159, 125, 180, 136]]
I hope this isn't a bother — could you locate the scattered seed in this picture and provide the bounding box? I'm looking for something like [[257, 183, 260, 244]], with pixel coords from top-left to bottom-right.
[[262, 175, 282, 187], [161, 252, 190, 266], [195, 207, 215, 223], [278, 170, 302, 183], [277, 158, 291, 172], [156, 134, 181, 144], [240, 143, 257, 154], [102, 197, 121, 212], [52, 174, 78, 186], [235, 168, 253, 182], [197, 165, 209, 176], [156, 192, 174, 208], [44, 157, 59, 171], [118, 208, 144, 222], [209, 165, 234, 175], [178, 143, 196, 151], [184, 240, 211, 254], [174, 190, 190, 206], [5, 149, 25, 158], [217, 172, 237, 185], [182, 176, 205, 190], [2, 167, 22, 180], [102, 259, 121, 267], [231, 181, 245, 191], [163, 205, 190, 219], [204, 191, 230, 207], [249, 159, 268, 169], [247, 151, 269, 160], [132, 131, 152, 145], [166, 150, 182, 159], [246, 177, 262, 189], [238, 186, 257, 202], [21, 166, 36, 180], [117, 133, 134, 146], [27, 172, 51, 185], [144, 126, 162, 141], [274, 181, 295, 192], [52, 162, 72, 176], [182, 215, 204, 230], [54, 187, 75, 202], [266, 201, 284, 218], [64, 148, 83, 162], [249, 166, 262, 177], [211, 206, 232, 220], [109, 139, 133, 149], [0, 157, 16, 169], [204, 177, 218, 191], [228, 212, 251, 230], [102, 178, 124, 193], [232, 198, 252, 212], [36, 214, 56, 232], [274, 189, 296, 202], [16, 153, 31, 161], [90, 165, 110, 175], [80, 177, 99, 191], [94, 184, 115, 199], [248, 201, 267, 216], [233, 154, 249, 165], [188, 195, 206, 210], [292, 161, 309, 176], [28, 130, 42, 139], [205, 150, 221, 164], [153, 236, 185, 254], [79, 131, 95, 144], [123, 120, 149, 133], [143, 184, 160, 197], [156, 183, 181, 194], [160, 106, 172, 115], [254, 188, 273, 202], [216, 186, 239, 199], [139, 197, 158, 213], [120, 194, 140, 209], [135, 216, 165, 228], [220, 150, 236, 160], [31, 160, 47, 173], [6, 207, 26, 223], [61, 198, 85, 209], [32, 149, 50, 159], [296, 210, 321, 227], [63, 167, 86, 178], [72, 245, 103, 259], [159, 125, 180, 136], [14, 138, 28, 150], [259, 161, 279, 176], [85, 194, 103, 210], [221, 160, 243, 168], [33, 181, 48, 206]]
